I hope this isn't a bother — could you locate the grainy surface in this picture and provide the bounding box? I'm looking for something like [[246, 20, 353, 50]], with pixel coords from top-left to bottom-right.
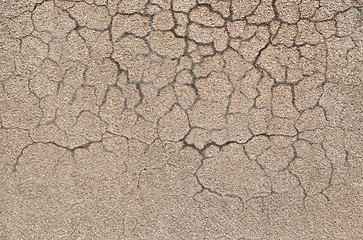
[[0, 0, 362, 239]]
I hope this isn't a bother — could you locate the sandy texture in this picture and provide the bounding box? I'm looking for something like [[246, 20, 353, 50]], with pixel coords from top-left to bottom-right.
[[1, 0, 363, 239]]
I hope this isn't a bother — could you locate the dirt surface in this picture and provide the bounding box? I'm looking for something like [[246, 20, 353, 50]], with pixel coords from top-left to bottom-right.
[[1, 0, 362, 239]]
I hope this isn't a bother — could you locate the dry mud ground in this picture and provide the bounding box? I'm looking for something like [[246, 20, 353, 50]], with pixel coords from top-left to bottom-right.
[[1, 0, 363, 239]]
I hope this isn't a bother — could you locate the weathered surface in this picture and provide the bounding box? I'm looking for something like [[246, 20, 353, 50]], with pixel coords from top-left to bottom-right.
[[1, 0, 362, 239]]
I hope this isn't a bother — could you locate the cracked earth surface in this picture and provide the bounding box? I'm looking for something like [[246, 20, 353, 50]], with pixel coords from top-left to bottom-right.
[[0, 0, 362, 239]]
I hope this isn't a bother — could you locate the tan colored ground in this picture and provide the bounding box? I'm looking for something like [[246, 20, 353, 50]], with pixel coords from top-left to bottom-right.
[[0, 0, 362, 239]]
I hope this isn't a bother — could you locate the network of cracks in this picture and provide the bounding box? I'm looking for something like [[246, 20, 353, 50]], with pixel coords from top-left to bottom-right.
[[0, 0, 362, 239]]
